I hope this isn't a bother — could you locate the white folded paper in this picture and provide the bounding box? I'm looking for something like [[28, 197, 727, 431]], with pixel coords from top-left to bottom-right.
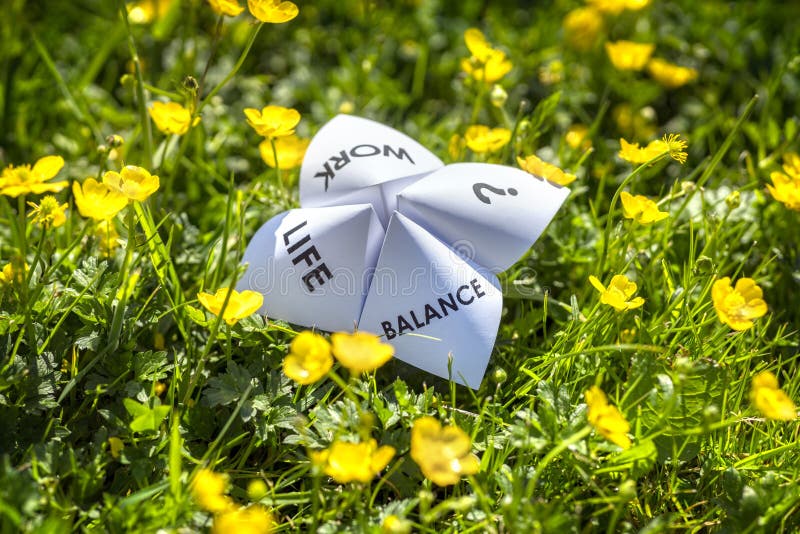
[[358, 212, 502, 388], [237, 204, 384, 332], [239, 115, 570, 388], [299, 115, 444, 226], [397, 163, 570, 272]]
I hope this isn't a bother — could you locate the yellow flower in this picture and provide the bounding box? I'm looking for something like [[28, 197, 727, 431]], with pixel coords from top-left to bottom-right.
[[102, 166, 160, 202], [654, 133, 688, 164], [127, 0, 174, 24], [750, 371, 797, 421], [605, 41, 655, 71], [108, 437, 125, 459], [461, 50, 513, 85], [767, 170, 800, 211], [618, 138, 660, 164], [410, 416, 480, 486], [330, 331, 394, 374], [711, 277, 767, 331], [148, 101, 197, 135], [0, 261, 27, 286], [565, 124, 592, 150], [0, 264, 13, 286], [309, 439, 395, 484], [191, 469, 234, 513], [647, 58, 698, 89], [781, 152, 800, 178], [463, 28, 494, 62], [563, 7, 603, 51], [247, 0, 298, 23], [381, 515, 411, 534], [620, 191, 669, 224], [27, 195, 68, 228], [587, 0, 650, 15], [460, 28, 512, 84], [72, 178, 128, 220], [618, 134, 687, 165], [589, 274, 645, 311], [259, 135, 310, 169], [464, 125, 511, 154], [244, 105, 301, 138], [585, 386, 631, 449], [197, 287, 264, 326], [283, 331, 333, 385], [212, 505, 275, 534], [209, 0, 244, 16], [517, 154, 576, 186], [0, 155, 67, 197]]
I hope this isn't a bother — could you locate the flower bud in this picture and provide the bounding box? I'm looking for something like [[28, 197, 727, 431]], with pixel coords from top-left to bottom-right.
[[725, 190, 741, 210], [490, 84, 508, 107]]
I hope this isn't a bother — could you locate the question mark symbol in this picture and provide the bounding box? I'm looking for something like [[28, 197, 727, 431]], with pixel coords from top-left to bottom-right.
[[473, 183, 518, 204]]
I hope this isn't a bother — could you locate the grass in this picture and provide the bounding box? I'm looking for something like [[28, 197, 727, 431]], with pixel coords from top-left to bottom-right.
[[1, 0, 800, 532]]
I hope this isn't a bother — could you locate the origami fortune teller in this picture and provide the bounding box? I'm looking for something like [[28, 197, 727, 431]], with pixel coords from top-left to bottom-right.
[[238, 115, 570, 388]]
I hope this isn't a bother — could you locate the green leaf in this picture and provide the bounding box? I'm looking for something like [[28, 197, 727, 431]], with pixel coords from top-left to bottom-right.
[[123, 398, 170, 433]]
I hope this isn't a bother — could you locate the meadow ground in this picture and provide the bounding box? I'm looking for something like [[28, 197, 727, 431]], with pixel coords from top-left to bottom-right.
[[1, 0, 799, 532]]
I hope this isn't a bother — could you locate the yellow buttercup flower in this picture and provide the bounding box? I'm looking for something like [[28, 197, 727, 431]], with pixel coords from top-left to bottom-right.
[[620, 191, 669, 224], [102, 166, 160, 202], [587, 0, 650, 15], [27, 195, 68, 228], [463, 28, 494, 62], [464, 125, 511, 154], [330, 331, 394, 374], [127, 0, 174, 24], [781, 152, 800, 177], [247, 0, 298, 23], [563, 7, 603, 51], [0, 262, 26, 287], [208, 0, 244, 16], [244, 105, 301, 138], [517, 154, 576, 186], [0, 155, 67, 197], [212, 505, 275, 534], [197, 287, 264, 326], [767, 172, 800, 211], [655, 133, 688, 164], [618, 138, 661, 164], [72, 178, 128, 220], [148, 101, 197, 135], [259, 135, 310, 169], [605, 41, 655, 71], [460, 28, 512, 84], [565, 124, 592, 150], [589, 274, 645, 311], [283, 331, 333, 385], [461, 50, 513, 85], [711, 277, 767, 331], [618, 134, 687, 164], [750, 371, 797, 421], [585, 386, 631, 449], [410, 416, 480, 486], [647, 58, 698, 89], [381, 515, 411, 534], [191, 469, 234, 513], [309, 439, 395, 484]]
